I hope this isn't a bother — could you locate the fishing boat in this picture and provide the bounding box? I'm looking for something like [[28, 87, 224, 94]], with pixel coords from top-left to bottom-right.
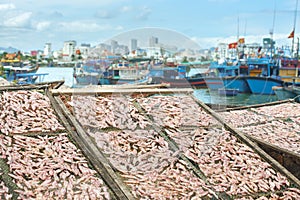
[[186, 72, 207, 88], [272, 85, 300, 102], [203, 60, 250, 93], [147, 65, 191, 88], [244, 57, 284, 95], [99, 60, 150, 85], [278, 57, 300, 85], [0, 53, 39, 83], [73, 59, 109, 85]]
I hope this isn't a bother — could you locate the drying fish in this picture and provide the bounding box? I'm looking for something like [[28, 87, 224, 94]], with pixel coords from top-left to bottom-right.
[[2, 133, 111, 199], [0, 90, 65, 135]]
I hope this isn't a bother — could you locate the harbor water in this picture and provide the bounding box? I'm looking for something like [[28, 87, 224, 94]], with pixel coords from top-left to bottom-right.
[[37, 67, 280, 107]]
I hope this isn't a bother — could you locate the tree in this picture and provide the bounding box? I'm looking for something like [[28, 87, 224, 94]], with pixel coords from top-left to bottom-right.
[[185, 65, 191, 76], [182, 56, 188, 63]]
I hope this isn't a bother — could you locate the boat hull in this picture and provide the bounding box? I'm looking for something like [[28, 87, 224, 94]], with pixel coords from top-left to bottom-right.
[[4, 65, 39, 82], [99, 77, 149, 85], [223, 76, 250, 93], [149, 77, 191, 88], [186, 77, 207, 88], [75, 75, 100, 85], [203, 77, 224, 90], [204, 76, 250, 93], [245, 76, 283, 95]]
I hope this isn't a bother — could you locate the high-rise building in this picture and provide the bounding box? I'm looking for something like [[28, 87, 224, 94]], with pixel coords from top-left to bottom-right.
[[149, 36, 158, 47], [43, 43, 52, 57], [62, 40, 77, 58], [111, 40, 118, 54], [131, 39, 138, 51]]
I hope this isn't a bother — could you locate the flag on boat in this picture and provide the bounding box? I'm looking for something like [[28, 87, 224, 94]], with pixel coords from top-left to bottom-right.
[[257, 46, 262, 53], [288, 30, 294, 38], [228, 42, 238, 49], [238, 38, 245, 44]]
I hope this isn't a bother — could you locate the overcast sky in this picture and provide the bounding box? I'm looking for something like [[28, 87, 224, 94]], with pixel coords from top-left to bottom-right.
[[0, 0, 299, 51]]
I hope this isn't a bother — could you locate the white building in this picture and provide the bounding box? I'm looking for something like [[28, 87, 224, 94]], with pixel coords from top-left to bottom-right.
[[77, 44, 91, 59], [62, 40, 77, 60], [43, 43, 52, 57]]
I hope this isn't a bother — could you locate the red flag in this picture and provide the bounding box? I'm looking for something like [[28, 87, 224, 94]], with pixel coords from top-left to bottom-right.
[[228, 42, 238, 49], [258, 46, 262, 53], [288, 30, 294, 38]]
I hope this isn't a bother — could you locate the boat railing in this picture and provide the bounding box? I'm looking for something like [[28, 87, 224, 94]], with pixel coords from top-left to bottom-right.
[[16, 73, 49, 84]]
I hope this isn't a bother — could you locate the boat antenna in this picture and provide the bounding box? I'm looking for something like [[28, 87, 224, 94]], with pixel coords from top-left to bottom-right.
[[237, 15, 240, 42], [292, 0, 299, 56], [244, 19, 247, 38], [236, 14, 240, 61], [270, 1, 276, 58]]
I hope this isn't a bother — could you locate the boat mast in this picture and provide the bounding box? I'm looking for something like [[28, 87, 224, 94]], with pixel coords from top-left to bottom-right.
[[237, 15, 240, 74], [270, 1, 276, 59], [292, 0, 299, 56]]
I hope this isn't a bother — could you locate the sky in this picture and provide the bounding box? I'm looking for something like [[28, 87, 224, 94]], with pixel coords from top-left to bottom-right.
[[0, 0, 299, 52]]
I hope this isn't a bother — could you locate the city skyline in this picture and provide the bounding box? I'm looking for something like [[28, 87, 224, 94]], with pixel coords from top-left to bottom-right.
[[0, 0, 299, 51]]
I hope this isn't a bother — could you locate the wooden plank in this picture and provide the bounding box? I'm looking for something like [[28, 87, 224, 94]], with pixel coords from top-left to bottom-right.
[[246, 134, 300, 180], [190, 94, 300, 188], [46, 91, 134, 200], [97, 83, 170, 89], [217, 99, 295, 112], [51, 87, 194, 96], [0, 80, 65, 91]]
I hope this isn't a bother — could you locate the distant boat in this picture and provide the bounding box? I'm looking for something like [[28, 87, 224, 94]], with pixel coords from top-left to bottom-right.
[[1, 53, 39, 83], [15, 73, 49, 85], [272, 85, 300, 102], [73, 59, 109, 85], [218, 88, 239, 96], [186, 72, 207, 88], [99, 60, 150, 85]]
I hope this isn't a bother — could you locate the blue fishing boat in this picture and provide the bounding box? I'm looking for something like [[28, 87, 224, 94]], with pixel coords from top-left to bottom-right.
[[1, 53, 39, 83], [16, 73, 49, 85], [203, 60, 250, 93], [244, 57, 283, 95]]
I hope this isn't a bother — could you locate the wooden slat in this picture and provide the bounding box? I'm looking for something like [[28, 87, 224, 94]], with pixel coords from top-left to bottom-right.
[[46, 91, 134, 200], [97, 83, 170, 89], [217, 99, 295, 112], [51, 87, 194, 96], [0, 80, 65, 91]]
